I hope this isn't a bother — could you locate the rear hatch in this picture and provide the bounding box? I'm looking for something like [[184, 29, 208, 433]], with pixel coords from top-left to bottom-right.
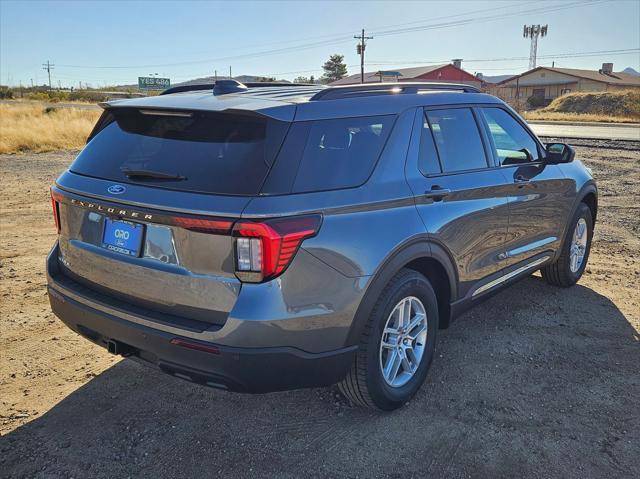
[[52, 105, 291, 330]]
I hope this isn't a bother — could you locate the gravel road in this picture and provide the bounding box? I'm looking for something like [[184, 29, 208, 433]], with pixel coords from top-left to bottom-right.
[[1, 142, 638, 478]]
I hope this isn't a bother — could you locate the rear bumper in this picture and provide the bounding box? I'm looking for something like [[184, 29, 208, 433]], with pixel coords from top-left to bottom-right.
[[47, 246, 356, 393], [48, 286, 355, 393]]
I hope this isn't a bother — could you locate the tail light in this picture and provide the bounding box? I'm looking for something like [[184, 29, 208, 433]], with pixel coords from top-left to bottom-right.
[[233, 215, 322, 282], [173, 217, 233, 234], [50, 188, 60, 233]]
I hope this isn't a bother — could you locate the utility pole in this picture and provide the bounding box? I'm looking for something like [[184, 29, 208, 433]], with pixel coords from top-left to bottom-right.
[[523, 25, 548, 69], [354, 29, 373, 83], [229, 65, 232, 79], [42, 60, 54, 90], [30, 78, 34, 88], [214, 70, 218, 82]]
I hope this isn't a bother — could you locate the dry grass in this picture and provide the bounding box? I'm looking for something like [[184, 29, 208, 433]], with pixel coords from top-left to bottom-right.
[[523, 90, 640, 123], [522, 111, 639, 123], [0, 104, 101, 154]]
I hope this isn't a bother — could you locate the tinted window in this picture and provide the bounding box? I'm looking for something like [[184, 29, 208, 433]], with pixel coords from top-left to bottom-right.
[[70, 109, 289, 195], [425, 108, 487, 172], [418, 112, 441, 176], [480, 107, 541, 165], [290, 115, 395, 193]]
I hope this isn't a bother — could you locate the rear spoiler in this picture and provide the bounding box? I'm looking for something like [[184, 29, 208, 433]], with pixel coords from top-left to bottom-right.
[[86, 106, 286, 144]]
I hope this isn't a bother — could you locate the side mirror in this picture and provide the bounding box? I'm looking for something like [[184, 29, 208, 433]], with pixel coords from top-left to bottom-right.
[[545, 143, 575, 164]]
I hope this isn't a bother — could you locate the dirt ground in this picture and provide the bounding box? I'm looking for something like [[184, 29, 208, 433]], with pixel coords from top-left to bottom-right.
[[1, 142, 638, 478]]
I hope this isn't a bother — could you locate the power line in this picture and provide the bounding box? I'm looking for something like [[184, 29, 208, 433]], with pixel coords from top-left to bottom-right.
[[53, 0, 608, 71], [367, 48, 640, 67], [371, 0, 606, 37], [37, 46, 639, 89]]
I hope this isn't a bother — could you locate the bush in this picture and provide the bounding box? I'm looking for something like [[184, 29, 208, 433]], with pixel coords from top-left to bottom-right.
[[25, 90, 69, 102], [26, 91, 51, 101], [527, 95, 549, 108], [0, 87, 14, 99], [68, 91, 110, 102]]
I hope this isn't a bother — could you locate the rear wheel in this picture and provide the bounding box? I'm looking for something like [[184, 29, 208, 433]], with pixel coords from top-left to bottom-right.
[[542, 202, 593, 287], [339, 269, 438, 410]]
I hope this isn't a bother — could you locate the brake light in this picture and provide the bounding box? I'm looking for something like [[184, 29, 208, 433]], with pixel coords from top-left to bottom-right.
[[173, 216, 233, 234], [50, 188, 60, 233], [233, 215, 322, 282]]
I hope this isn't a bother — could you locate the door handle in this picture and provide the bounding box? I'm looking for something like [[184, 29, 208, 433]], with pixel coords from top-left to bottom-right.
[[514, 174, 530, 184], [424, 186, 451, 201]]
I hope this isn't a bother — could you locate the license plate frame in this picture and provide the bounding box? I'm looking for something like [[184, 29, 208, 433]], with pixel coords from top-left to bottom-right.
[[101, 218, 144, 257]]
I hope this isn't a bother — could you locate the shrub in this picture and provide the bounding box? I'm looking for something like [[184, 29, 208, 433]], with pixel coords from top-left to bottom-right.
[[0, 87, 14, 99], [68, 91, 110, 102], [26, 91, 51, 101], [527, 95, 549, 108]]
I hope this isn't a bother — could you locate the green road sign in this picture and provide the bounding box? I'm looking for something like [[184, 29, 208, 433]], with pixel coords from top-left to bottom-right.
[[138, 77, 170, 90]]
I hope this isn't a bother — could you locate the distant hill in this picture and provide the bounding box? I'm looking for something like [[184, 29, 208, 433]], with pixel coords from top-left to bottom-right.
[[622, 67, 639, 76], [174, 75, 290, 87]]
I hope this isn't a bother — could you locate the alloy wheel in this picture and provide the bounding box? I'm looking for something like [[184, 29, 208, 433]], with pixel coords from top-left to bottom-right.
[[570, 217, 588, 273], [379, 296, 428, 388]]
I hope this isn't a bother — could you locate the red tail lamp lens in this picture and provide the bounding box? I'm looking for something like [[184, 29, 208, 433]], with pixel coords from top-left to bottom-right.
[[233, 215, 322, 282], [50, 188, 61, 233], [170, 338, 220, 355], [173, 217, 233, 234]]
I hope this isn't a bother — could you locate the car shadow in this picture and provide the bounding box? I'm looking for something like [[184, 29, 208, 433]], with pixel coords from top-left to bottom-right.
[[2, 277, 639, 479]]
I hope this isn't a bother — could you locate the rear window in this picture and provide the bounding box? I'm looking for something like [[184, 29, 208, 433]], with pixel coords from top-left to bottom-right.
[[70, 109, 289, 196], [263, 115, 395, 194]]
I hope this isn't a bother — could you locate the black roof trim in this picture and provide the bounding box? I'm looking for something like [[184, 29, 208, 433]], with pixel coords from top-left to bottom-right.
[[310, 82, 480, 101], [161, 81, 321, 96]]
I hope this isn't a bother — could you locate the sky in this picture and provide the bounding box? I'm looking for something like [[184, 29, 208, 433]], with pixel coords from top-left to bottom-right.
[[1, 0, 639, 88]]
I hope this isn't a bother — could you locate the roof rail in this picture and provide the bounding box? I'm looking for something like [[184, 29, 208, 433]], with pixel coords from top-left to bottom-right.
[[160, 84, 215, 95], [310, 82, 480, 101], [160, 81, 321, 96]]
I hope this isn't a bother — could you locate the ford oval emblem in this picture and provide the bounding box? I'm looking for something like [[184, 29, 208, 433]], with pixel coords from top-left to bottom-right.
[[107, 184, 126, 195]]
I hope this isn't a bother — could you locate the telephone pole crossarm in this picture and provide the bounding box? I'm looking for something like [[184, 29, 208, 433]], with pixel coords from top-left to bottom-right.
[[42, 60, 55, 90], [354, 29, 373, 83]]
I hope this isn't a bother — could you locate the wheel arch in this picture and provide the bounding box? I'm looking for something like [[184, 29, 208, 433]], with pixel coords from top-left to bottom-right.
[[346, 239, 458, 346], [557, 182, 598, 256], [581, 188, 598, 225]]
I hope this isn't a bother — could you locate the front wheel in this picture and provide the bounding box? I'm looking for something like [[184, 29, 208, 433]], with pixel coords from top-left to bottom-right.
[[542, 202, 593, 287], [338, 269, 438, 410]]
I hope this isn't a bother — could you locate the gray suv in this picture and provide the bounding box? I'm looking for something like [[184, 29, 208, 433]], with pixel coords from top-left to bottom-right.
[[47, 81, 597, 410]]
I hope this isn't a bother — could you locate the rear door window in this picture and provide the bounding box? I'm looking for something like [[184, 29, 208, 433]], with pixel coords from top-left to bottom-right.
[[70, 108, 289, 196], [289, 115, 395, 193], [425, 108, 488, 173], [418, 111, 442, 176]]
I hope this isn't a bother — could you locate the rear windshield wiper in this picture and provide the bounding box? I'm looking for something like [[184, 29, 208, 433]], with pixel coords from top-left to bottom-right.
[[121, 168, 186, 181]]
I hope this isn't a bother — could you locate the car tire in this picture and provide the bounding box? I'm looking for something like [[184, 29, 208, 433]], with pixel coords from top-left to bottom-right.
[[542, 202, 593, 287], [338, 268, 438, 410]]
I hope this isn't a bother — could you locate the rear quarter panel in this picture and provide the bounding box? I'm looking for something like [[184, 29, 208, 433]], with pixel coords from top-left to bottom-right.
[[242, 107, 426, 278]]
